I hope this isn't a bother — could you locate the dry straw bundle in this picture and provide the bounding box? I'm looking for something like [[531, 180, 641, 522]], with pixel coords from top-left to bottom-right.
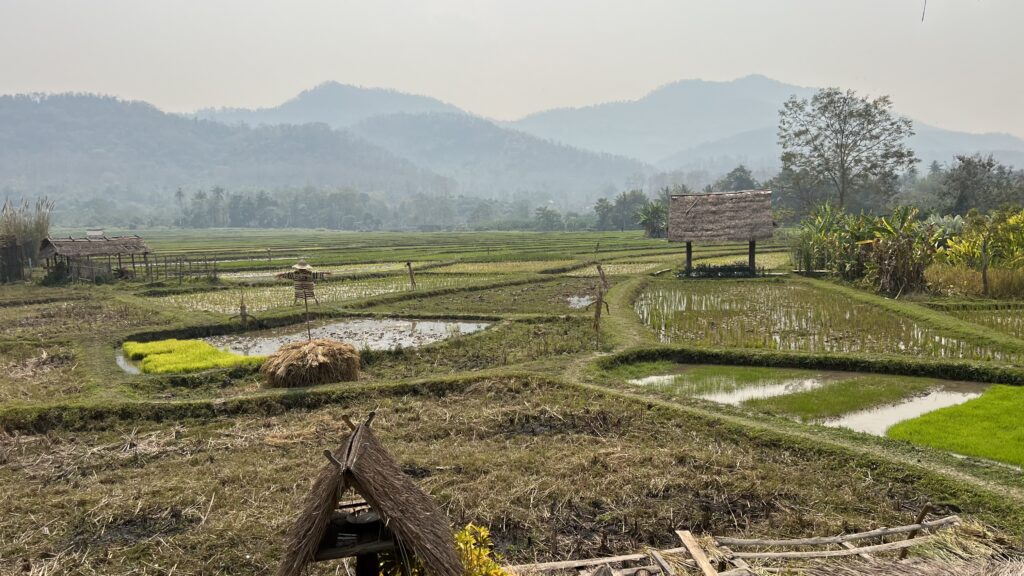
[[261, 338, 360, 387]]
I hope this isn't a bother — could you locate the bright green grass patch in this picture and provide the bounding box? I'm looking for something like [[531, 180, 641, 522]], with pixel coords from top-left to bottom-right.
[[602, 360, 680, 380], [123, 339, 265, 374], [745, 375, 937, 420], [887, 385, 1024, 467]]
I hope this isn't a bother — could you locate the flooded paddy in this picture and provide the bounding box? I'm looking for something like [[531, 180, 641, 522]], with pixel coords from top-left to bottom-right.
[[634, 280, 1022, 363], [156, 274, 498, 314], [567, 295, 594, 309], [202, 318, 490, 356], [824, 383, 983, 435], [615, 362, 988, 436], [116, 318, 490, 372]]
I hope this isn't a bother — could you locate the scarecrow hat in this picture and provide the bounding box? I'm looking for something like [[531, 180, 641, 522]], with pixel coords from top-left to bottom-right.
[[292, 259, 315, 271]]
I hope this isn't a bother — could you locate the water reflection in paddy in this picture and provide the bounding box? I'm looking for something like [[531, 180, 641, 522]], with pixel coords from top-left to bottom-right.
[[204, 318, 490, 356], [824, 385, 983, 436]]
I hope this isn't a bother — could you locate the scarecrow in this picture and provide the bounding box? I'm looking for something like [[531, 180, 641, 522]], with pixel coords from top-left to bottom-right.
[[276, 259, 330, 306]]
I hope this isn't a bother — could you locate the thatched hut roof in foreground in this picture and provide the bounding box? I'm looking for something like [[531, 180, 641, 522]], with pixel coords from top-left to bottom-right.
[[38, 235, 150, 259], [277, 416, 461, 576], [668, 190, 773, 243]]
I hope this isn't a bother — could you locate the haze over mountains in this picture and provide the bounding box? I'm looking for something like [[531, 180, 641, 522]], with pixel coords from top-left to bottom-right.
[[3, 75, 1024, 214]]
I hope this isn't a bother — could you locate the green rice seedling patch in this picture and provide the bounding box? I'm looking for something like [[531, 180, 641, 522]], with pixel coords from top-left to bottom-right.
[[745, 375, 939, 421], [122, 339, 265, 374], [374, 276, 613, 315], [945, 308, 1024, 339], [429, 260, 578, 274], [888, 385, 1024, 468], [566, 262, 663, 276], [692, 251, 792, 270], [156, 274, 498, 314], [634, 279, 1023, 363], [219, 261, 414, 281]]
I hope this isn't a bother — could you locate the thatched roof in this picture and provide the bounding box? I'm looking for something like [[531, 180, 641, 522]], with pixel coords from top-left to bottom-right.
[[668, 190, 773, 243], [278, 416, 461, 576], [38, 236, 150, 259]]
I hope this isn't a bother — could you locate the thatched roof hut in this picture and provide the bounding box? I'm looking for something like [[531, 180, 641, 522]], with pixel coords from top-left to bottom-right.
[[38, 235, 150, 259], [277, 415, 461, 576], [668, 190, 773, 275], [668, 190, 773, 243]]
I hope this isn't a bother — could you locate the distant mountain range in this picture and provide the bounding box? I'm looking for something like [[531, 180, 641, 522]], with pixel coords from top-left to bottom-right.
[[3, 76, 1024, 211]]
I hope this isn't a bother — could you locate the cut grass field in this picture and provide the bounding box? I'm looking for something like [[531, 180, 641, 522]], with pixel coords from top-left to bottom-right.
[[1, 375, 1015, 575], [888, 385, 1024, 468], [123, 339, 265, 374]]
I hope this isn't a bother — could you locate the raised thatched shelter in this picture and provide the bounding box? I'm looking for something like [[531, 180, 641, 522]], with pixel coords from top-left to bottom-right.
[[38, 235, 151, 281], [277, 414, 461, 576], [668, 190, 773, 275]]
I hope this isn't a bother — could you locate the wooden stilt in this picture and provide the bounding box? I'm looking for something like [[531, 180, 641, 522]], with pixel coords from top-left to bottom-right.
[[748, 240, 756, 275], [685, 242, 693, 276]]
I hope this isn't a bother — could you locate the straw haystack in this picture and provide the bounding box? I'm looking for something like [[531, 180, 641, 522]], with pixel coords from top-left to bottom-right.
[[277, 415, 462, 576], [261, 339, 360, 387]]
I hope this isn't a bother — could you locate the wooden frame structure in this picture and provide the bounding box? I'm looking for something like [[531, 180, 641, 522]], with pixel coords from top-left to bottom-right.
[[38, 235, 151, 282], [508, 512, 959, 576], [667, 191, 773, 276]]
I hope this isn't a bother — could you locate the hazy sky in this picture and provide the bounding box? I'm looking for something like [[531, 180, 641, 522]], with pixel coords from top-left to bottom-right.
[[1, 0, 1022, 137]]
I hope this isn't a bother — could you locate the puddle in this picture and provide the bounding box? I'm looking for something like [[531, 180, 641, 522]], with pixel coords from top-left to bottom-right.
[[115, 350, 141, 374], [567, 295, 594, 309], [627, 375, 680, 386], [202, 318, 491, 356], [824, 385, 984, 436], [697, 377, 825, 405]]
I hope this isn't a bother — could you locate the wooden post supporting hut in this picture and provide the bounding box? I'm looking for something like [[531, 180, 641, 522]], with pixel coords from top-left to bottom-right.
[[667, 190, 773, 276], [277, 413, 462, 576]]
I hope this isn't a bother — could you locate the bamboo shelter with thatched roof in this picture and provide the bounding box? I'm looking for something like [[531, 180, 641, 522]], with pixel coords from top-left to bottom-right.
[[668, 190, 773, 276], [277, 413, 462, 576], [38, 235, 151, 281]]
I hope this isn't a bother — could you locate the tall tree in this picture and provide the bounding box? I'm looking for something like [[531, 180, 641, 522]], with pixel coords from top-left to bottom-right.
[[778, 88, 916, 209], [943, 154, 1024, 214], [635, 201, 667, 238], [714, 165, 759, 192], [612, 190, 648, 231], [594, 198, 615, 231]]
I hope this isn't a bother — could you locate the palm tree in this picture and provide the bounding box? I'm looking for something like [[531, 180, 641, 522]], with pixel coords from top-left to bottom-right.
[[635, 201, 667, 238]]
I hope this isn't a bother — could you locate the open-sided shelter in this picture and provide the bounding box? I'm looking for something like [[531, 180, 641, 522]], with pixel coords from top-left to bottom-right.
[[38, 235, 151, 281], [668, 190, 773, 275], [277, 414, 461, 576]]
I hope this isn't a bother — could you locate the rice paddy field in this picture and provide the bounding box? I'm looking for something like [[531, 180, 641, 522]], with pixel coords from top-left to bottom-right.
[[3, 228, 1024, 575]]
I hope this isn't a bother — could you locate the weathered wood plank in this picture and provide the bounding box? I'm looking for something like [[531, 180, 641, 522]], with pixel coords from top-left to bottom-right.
[[648, 550, 674, 576], [676, 530, 718, 576], [716, 516, 958, 548], [732, 534, 934, 560]]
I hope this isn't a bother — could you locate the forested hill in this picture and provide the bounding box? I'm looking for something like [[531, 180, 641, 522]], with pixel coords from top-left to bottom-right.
[[350, 112, 649, 203], [510, 75, 1024, 171], [196, 81, 464, 128], [0, 94, 454, 198]]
